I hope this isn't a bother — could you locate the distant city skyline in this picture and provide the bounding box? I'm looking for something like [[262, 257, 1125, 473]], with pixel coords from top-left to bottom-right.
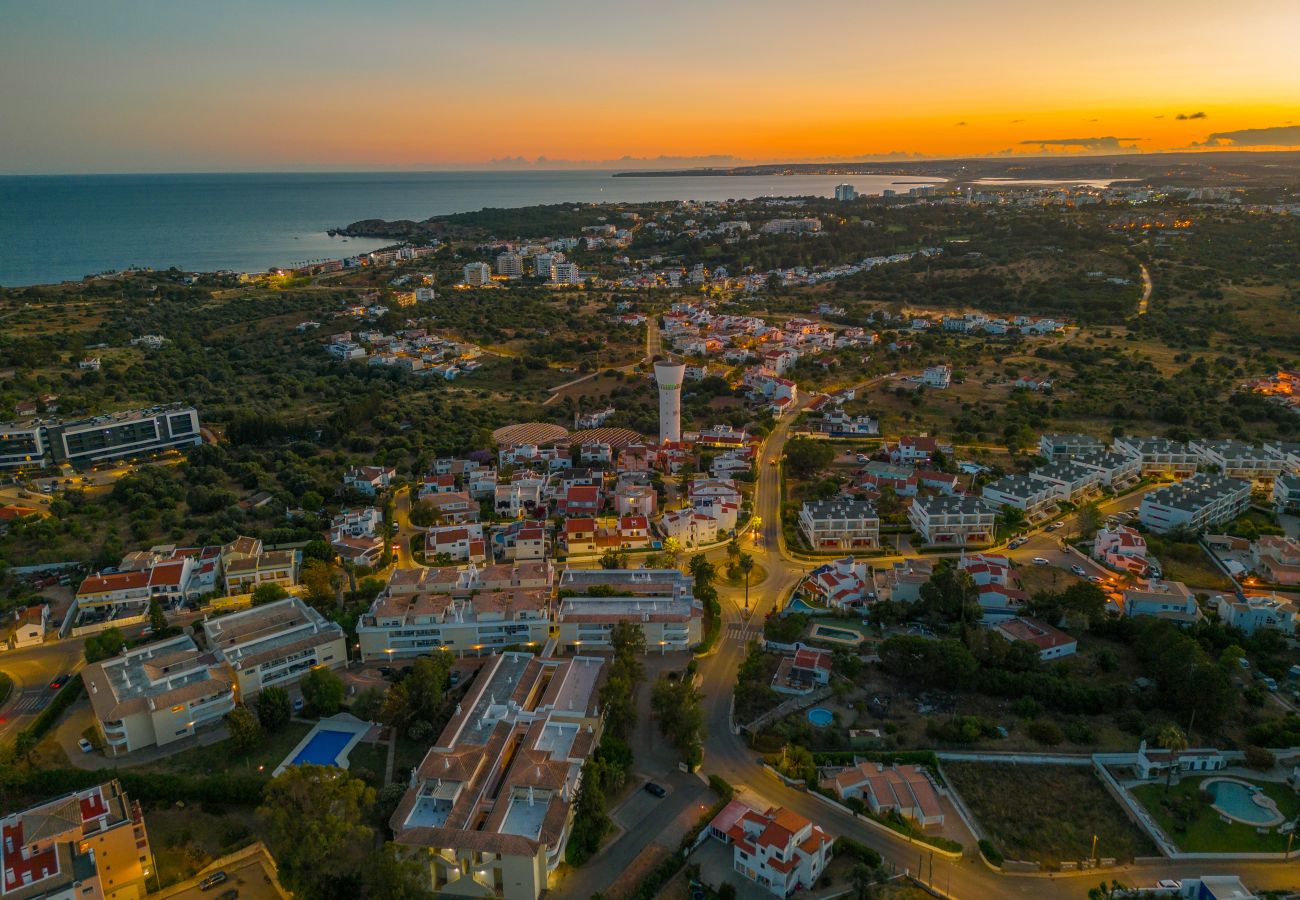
[[2, 0, 1298, 174]]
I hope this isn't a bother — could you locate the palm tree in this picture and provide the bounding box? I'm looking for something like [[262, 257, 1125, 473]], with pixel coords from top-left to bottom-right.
[[688, 554, 716, 592], [1157, 723, 1188, 795], [738, 553, 755, 611], [727, 538, 741, 563]]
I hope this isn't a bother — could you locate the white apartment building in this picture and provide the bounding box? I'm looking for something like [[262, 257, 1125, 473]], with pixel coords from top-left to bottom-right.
[[1038, 434, 1106, 459], [798, 499, 880, 551], [1072, 449, 1142, 489], [909, 495, 996, 547], [200, 596, 347, 698], [463, 262, 492, 286], [703, 802, 832, 898], [981, 474, 1058, 521], [1275, 474, 1300, 515], [358, 584, 550, 660], [495, 251, 524, 277], [554, 568, 700, 652], [921, 365, 951, 389], [1113, 436, 1199, 478], [1189, 439, 1284, 486], [549, 262, 582, 285], [392, 653, 605, 900], [1028, 459, 1104, 502], [1138, 473, 1251, 534], [82, 634, 236, 756], [1214, 593, 1298, 636]]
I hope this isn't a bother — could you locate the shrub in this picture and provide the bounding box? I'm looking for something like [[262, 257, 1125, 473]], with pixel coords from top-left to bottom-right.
[[833, 836, 882, 868], [979, 839, 1004, 866], [1243, 745, 1275, 771], [1064, 720, 1096, 744], [1026, 720, 1064, 746], [708, 774, 734, 802]]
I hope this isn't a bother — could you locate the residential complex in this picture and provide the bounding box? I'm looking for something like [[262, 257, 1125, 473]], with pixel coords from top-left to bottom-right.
[[1138, 473, 1252, 534], [908, 495, 995, 547], [1, 781, 153, 900], [554, 568, 700, 652], [0, 405, 201, 470], [200, 596, 347, 698], [82, 634, 236, 756], [1112, 436, 1199, 478], [798, 499, 880, 551], [391, 652, 606, 900]]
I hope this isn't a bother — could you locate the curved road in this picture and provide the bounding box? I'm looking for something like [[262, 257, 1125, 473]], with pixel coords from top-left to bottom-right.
[[686, 401, 1298, 899]]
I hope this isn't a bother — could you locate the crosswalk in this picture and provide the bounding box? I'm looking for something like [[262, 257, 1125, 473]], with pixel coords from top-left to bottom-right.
[[726, 621, 763, 642], [8, 692, 49, 715]]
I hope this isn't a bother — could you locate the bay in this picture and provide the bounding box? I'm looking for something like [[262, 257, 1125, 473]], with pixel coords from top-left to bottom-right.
[[0, 171, 942, 287]]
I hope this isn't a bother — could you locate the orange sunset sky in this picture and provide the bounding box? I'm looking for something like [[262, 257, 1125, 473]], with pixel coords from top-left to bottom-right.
[[2, 0, 1298, 173]]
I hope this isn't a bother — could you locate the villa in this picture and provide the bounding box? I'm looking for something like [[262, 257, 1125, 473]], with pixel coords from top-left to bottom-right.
[[1122, 579, 1201, 624], [344, 465, 396, 496], [801, 557, 872, 608], [771, 648, 833, 695], [827, 762, 945, 827], [701, 802, 832, 898], [1093, 524, 1149, 575], [1214, 593, 1298, 636], [992, 617, 1077, 660], [1251, 535, 1300, 585], [1133, 739, 1226, 780]]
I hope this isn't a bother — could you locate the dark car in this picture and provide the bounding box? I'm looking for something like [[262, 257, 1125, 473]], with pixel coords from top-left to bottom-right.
[[643, 782, 667, 798], [49, 674, 70, 690], [217, 891, 238, 900], [198, 871, 228, 890]]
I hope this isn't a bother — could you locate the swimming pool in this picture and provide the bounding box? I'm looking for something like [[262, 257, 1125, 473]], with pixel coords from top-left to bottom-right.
[[1205, 778, 1284, 826], [291, 729, 354, 767], [807, 707, 834, 727]]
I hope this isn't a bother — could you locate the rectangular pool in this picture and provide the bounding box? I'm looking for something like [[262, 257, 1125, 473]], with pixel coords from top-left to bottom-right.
[[292, 729, 354, 767]]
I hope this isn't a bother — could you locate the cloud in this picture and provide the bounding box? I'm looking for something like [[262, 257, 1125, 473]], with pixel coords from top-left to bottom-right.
[[1086, 118, 1099, 122], [1153, 115, 1165, 119], [1018, 136, 1143, 152], [955, 121, 967, 126], [1175, 111, 1208, 120], [1196, 124, 1300, 147], [1009, 119, 1025, 124]]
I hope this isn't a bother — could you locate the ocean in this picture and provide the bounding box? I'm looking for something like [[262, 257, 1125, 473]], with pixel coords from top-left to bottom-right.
[[0, 171, 942, 287]]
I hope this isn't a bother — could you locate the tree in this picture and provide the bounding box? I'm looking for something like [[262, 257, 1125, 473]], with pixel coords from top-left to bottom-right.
[[783, 437, 834, 478], [351, 686, 385, 723], [727, 538, 742, 563], [738, 553, 755, 611], [226, 706, 263, 753], [1076, 501, 1103, 539], [257, 766, 376, 899], [148, 597, 167, 633], [13, 730, 37, 764], [651, 676, 705, 767], [404, 655, 451, 726], [300, 559, 335, 608], [252, 583, 290, 606], [301, 667, 346, 717], [360, 845, 434, 900], [662, 537, 683, 567], [257, 686, 292, 731], [1157, 723, 1188, 794], [302, 539, 334, 563], [851, 863, 877, 900], [996, 504, 1026, 532], [84, 627, 127, 663], [599, 548, 629, 570], [688, 555, 716, 593]]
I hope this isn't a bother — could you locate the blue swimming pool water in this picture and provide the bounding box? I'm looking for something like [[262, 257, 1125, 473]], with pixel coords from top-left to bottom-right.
[[807, 707, 834, 727], [292, 729, 354, 766], [1207, 780, 1276, 824]]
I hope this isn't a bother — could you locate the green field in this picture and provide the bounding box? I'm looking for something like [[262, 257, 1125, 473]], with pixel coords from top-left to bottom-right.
[[945, 762, 1156, 865]]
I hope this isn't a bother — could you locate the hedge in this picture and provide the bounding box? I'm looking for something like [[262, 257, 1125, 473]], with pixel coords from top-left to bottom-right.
[[708, 774, 734, 803], [26, 678, 84, 741], [979, 839, 1004, 867], [3, 766, 267, 808], [834, 836, 882, 868]]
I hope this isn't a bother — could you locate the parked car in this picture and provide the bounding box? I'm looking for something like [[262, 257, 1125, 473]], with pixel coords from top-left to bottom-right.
[[1071, 565, 1087, 577], [643, 782, 667, 798], [1046, 522, 1063, 532], [292, 696, 305, 713], [78, 738, 94, 753], [1088, 575, 1104, 584], [1032, 557, 1050, 566], [217, 891, 238, 900], [449, 670, 461, 686], [198, 872, 228, 890]]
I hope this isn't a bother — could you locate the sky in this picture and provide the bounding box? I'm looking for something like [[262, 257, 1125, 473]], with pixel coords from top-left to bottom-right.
[[2, 0, 1298, 173]]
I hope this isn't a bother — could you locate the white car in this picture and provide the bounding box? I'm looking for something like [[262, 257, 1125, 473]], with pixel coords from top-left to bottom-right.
[[1032, 557, 1050, 566], [78, 738, 94, 754], [1071, 565, 1087, 577]]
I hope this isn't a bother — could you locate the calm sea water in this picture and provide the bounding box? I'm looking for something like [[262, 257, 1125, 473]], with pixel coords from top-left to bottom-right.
[[0, 171, 942, 287]]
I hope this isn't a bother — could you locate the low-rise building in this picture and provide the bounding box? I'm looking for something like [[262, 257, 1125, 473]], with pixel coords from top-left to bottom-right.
[[0, 780, 154, 900], [1038, 434, 1105, 459], [1251, 535, 1300, 585], [1122, 579, 1200, 624], [1093, 525, 1149, 575], [908, 495, 995, 547], [426, 524, 488, 564], [1071, 448, 1142, 489], [554, 569, 700, 652], [801, 557, 872, 608], [391, 652, 605, 900], [358, 582, 550, 660], [81, 634, 236, 755], [921, 365, 951, 389], [1190, 439, 1284, 486], [1272, 474, 1300, 515], [702, 802, 832, 898], [200, 596, 347, 699], [4, 604, 48, 649], [222, 549, 298, 595], [981, 474, 1058, 521], [826, 762, 944, 826], [1028, 459, 1103, 502], [1134, 740, 1226, 781], [344, 465, 396, 496], [798, 500, 880, 551], [1112, 436, 1199, 478], [992, 617, 1077, 660], [1138, 473, 1251, 534], [770, 648, 833, 695], [1214, 593, 1297, 636]]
